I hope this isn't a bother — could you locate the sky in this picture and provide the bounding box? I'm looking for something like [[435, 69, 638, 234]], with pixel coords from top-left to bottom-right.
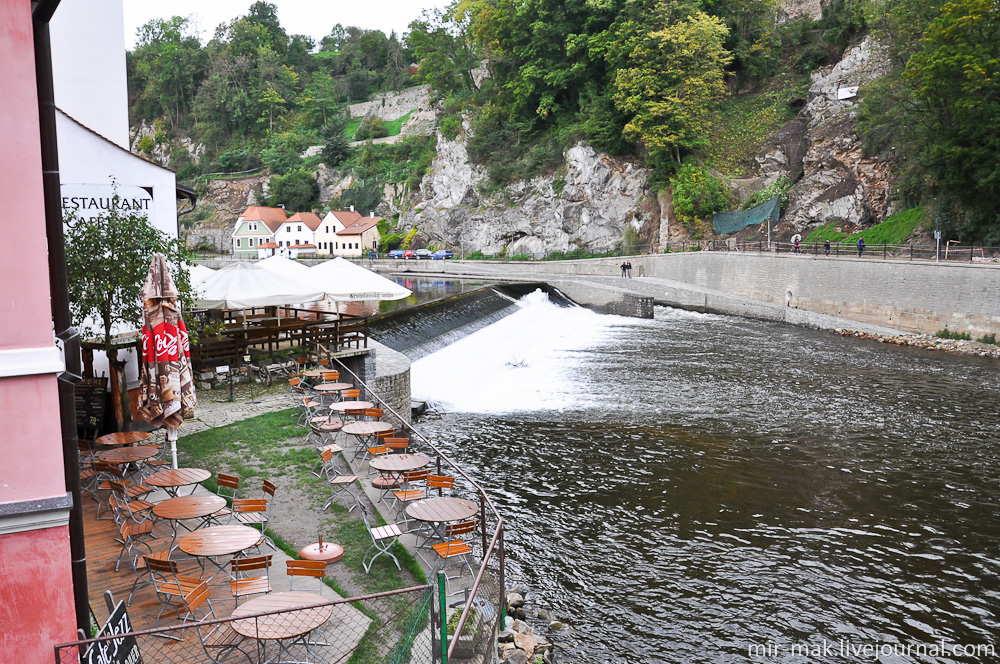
[[121, 0, 452, 50]]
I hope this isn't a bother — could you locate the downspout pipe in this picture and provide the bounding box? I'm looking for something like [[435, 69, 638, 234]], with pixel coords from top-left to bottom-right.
[[32, 0, 91, 634]]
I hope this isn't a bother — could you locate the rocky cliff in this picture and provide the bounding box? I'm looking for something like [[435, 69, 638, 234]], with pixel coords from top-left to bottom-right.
[[400, 135, 657, 255], [753, 36, 893, 236]]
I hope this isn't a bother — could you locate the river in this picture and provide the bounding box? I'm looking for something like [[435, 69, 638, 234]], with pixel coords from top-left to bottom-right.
[[409, 291, 1000, 663]]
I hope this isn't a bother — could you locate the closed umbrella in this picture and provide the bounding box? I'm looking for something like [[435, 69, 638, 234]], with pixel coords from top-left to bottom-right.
[[195, 262, 325, 309], [310, 257, 411, 301], [137, 253, 197, 468]]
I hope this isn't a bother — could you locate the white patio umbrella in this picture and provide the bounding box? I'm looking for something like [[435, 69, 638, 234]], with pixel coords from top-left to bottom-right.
[[194, 262, 325, 309], [256, 255, 312, 280], [187, 264, 216, 292], [309, 257, 412, 301]]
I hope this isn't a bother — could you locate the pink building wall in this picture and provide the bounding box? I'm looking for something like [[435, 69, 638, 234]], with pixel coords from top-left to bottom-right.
[[0, 0, 80, 660]]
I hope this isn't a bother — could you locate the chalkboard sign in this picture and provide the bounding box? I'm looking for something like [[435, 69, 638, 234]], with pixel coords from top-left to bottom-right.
[[82, 593, 143, 664], [75, 377, 108, 431]]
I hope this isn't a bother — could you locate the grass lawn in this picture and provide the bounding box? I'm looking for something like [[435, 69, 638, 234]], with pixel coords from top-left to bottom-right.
[[346, 110, 415, 140], [806, 207, 927, 245]]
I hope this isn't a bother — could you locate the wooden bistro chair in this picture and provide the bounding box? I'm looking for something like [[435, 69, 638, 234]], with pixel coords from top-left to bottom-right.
[[205, 473, 239, 526], [145, 557, 215, 627], [285, 559, 327, 590], [323, 456, 360, 513], [230, 554, 273, 605], [311, 440, 345, 479], [362, 509, 403, 573], [340, 389, 361, 401], [431, 519, 480, 597], [231, 499, 275, 551], [320, 370, 340, 383], [391, 469, 432, 520]]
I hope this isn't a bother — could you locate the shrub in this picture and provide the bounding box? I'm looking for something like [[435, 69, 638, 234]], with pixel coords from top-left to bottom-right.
[[137, 135, 155, 154], [215, 147, 262, 173], [742, 176, 791, 210], [934, 327, 972, 341], [439, 115, 462, 141], [672, 165, 728, 219], [354, 116, 388, 141], [266, 168, 318, 211], [978, 333, 998, 345]]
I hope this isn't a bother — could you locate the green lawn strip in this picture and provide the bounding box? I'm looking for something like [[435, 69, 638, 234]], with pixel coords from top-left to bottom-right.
[[806, 207, 926, 245], [346, 110, 414, 141]]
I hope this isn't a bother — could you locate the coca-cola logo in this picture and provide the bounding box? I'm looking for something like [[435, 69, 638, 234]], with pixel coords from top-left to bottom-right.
[[155, 330, 178, 361], [179, 327, 190, 355]]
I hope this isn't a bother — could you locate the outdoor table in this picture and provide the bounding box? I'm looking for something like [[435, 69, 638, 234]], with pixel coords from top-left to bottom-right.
[[370, 454, 430, 502], [301, 370, 325, 379], [342, 421, 393, 452], [231, 591, 332, 663], [178, 524, 261, 582], [312, 382, 353, 403], [96, 431, 151, 447], [152, 494, 227, 553], [328, 400, 374, 413], [405, 497, 478, 553], [96, 445, 159, 478], [145, 467, 212, 497]]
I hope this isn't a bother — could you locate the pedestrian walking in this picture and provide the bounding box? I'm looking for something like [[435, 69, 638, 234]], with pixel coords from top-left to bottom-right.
[[824, 239, 830, 256], [857, 237, 865, 258], [626, 261, 632, 278], [620, 261, 627, 278]]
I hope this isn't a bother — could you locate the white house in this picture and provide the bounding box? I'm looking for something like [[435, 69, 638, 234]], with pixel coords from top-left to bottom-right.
[[232, 206, 286, 258], [333, 217, 382, 257], [274, 212, 323, 256], [315, 209, 361, 255]]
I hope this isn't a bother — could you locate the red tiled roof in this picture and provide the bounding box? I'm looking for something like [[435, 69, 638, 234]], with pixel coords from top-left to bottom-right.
[[286, 212, 324, 231], [240, 206, 287, 233], [327, 210, 362, 227], [257, 242, 279, 248], [290, 243, 317, 249], [336, 217, 381, 236]]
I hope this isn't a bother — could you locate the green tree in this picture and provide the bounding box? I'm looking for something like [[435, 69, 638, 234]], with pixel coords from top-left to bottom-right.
[[614, 8, 732, 177], [64, 189, 191, 430], [258, 85, 286, 135], [409, 4, 481, 95], [300, 71, 338, 126], [320, 114, 351, 167], [354, 115, 388, 140], [130, 16, 207, 129], [267, 168, 319, 211]]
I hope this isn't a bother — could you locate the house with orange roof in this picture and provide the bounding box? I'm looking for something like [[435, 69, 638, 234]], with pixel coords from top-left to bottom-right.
[[232, 205, 286, 258], [334, 216, 382, 257], [274, 212, 323, 257], [255, 241, 280, 259], [315, 208, 362, 255]]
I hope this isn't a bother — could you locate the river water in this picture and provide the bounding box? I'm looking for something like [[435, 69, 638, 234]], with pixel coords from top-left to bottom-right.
[[410, 291, 1000, 663]]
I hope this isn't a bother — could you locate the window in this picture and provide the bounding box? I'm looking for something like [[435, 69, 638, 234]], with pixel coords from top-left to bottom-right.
[[249, 222, 257, 231], [249, 238, 255, 246], [236, 238, 241, 248], [286, 226, 291, 233], [298, 225, 302, 232]]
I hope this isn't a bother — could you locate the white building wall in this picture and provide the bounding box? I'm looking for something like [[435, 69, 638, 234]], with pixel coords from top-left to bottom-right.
[[50, 0, 130, 149], [275, 222, 317, 250]]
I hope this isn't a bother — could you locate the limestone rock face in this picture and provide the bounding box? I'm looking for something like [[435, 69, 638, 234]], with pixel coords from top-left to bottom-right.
[[778, 0, 824, 22], [400, 136, 656, 255], [747, 36, 893, 234]]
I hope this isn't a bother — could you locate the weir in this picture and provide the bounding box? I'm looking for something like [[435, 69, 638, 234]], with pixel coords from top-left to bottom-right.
[[368, 282, 574, 360]]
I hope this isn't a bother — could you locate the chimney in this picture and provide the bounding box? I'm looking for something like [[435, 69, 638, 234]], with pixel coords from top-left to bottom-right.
[[369, 211, 374, 218], [350, 205, 354, 213]]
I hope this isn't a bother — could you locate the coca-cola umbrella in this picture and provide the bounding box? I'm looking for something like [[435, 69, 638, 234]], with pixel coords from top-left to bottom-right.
[[136, 253, 197, 468]]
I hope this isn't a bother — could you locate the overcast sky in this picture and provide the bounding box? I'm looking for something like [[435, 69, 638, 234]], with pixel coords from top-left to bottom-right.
[[121, 0, 452, 50]]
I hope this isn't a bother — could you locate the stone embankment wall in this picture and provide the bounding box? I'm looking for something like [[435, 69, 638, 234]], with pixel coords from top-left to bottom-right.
[[378, 254, 1000, 337]]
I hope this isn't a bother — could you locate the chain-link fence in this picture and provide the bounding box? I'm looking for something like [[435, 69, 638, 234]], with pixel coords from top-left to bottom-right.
[[55, 585, 436, 664]]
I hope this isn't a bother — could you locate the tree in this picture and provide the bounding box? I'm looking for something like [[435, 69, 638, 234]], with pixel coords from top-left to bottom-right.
[[354, 115, 388, 140], [320, 114, 351, 167], [64, 189, 190, 430], [131, 16, 207, 129], [300, 71, 339, 126], [258, 85, 286, 135], [267, 168, 319, 211], [614, 9, 732, 175], [409, 5, 482, 95]]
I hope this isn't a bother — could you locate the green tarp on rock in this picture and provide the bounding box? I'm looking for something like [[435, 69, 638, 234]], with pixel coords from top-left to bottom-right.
[[712, 195, 781, 235]]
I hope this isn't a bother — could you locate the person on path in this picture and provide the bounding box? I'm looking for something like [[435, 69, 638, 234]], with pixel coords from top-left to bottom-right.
[[824, 239, 831, 256], [621, 261, 627, 278], [626, 261, 633, 278], [857, 237, 865, 258]]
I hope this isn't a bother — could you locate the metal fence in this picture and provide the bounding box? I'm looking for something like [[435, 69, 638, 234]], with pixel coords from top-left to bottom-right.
[[321, 351, 506, 663], [55, 585, 436, 664]]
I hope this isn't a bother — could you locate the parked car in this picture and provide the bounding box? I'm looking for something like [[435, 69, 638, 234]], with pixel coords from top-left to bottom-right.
[[402, 249, 417, 259], [388, 249, 404, 259], [432, 249, 454, 260], [415, 249, 433, 259]]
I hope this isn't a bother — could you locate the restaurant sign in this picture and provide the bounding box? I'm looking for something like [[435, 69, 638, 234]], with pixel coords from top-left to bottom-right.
[[82, 592, 143, 664], [61, 183, 154, 228]]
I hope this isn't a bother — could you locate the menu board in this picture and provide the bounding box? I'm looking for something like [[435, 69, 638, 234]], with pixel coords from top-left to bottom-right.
[[75, 376, 108, 431]]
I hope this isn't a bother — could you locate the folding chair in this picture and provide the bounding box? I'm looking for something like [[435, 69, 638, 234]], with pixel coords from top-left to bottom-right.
[[431, 519, 480, 596], [205, 473, 239, 526], [197, 622, 252, 664], [231, 499, 275, 550], [285, 559, 327, 590], [362, 510, 403, 573], [391, 469, 432, 521], [324, 472, 361, 512], [310, 441, 344, 479], [230, 554, 272, 605], [145, 557, 214, 627]]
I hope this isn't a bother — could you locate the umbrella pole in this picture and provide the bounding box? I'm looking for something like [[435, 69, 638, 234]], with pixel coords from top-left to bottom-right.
[[166, 426, 179, 469]]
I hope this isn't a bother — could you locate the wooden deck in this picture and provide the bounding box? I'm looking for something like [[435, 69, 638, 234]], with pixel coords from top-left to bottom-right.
[[80, 481, 369, 662]]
